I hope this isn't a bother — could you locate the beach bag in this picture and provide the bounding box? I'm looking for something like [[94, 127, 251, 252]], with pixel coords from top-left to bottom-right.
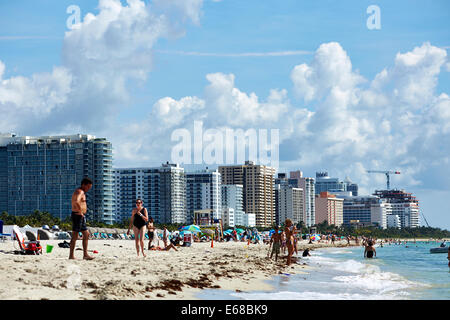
[[25, 241, 42, 255]]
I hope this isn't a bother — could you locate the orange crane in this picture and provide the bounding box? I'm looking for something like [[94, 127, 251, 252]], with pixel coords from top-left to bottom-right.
[[367, 170, 400, 190]]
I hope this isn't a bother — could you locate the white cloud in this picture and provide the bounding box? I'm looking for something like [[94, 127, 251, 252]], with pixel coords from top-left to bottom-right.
[[1, 0, 449, 202], [290, 42, 364, 102], [0, 0, 204, 134], [286, 42, 450, 193]]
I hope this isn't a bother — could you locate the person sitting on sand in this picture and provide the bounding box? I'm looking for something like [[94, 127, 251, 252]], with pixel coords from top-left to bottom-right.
[[127, 198, 149, 257], [149, 243, 178, 251], [147, 217, 155, 250], [270, 226, 282, 261], [364, 240, 376, 259], [163, 226, 170, 248]]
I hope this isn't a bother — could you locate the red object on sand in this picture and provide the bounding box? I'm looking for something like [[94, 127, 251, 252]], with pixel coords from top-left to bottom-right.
[[93, 250, 98, 254], [211, 238, 214, 248]]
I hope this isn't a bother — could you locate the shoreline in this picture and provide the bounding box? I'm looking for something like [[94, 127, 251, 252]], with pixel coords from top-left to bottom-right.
[[0, 239, 359, 300]]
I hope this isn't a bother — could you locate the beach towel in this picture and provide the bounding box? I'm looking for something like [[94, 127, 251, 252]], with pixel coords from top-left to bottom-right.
[[58, 241, 71, 248]]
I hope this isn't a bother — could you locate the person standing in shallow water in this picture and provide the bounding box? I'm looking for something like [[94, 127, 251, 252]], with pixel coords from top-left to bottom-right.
[[127, 198, 148, 257], [364, 240, 376, 258]]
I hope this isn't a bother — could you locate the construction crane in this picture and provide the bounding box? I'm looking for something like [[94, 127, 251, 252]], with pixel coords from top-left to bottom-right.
[[367, 170, 401, 190], [421, 212, 431, 228]]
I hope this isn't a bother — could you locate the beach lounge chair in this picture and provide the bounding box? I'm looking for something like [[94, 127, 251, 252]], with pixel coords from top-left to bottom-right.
[[12, 226, 42, 255]]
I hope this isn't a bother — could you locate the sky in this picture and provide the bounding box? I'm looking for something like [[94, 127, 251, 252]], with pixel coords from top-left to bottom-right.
[[0, 0, 449, 229]]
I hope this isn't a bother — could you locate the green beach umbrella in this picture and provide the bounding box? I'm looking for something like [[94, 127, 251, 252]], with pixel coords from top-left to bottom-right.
[[181, 224, 201, 233]]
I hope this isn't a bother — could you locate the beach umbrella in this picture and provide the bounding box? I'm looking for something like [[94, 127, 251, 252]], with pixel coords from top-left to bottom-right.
[[181, 225, 201, 233], [201, 229, 215, 236], [310, 235, 320, 241], [235, 228, 245, 234]]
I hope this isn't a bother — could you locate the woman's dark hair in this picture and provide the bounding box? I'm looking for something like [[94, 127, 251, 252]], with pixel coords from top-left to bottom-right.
[[136, 198, 143, 204], [81, 177, 93, 186], [149, 217, 154, 222]]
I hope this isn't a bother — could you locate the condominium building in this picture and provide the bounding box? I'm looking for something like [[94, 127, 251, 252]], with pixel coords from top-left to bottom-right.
[[114, 162, 186, 224], [315, 171, 347, 194], [219, 161, 275, 227], [290, 171, 316, 227], [276, 184, 304, 226], [373, 190, 420, 228], [387, 214, 401, 229], [186, 169, 221, 224], [222, 207, 256, 228], [341, 195, 389, 229], [0, 133, 114, 223], [344, 177, 358, 196], [315, 192, 344, 227], [221, 184, 244, 212]]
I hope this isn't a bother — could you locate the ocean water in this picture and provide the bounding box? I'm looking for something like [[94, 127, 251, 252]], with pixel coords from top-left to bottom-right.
[[197, 241, 450, 300]]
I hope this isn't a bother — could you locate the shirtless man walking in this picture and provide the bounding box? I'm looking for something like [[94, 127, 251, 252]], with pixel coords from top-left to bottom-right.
[[69, 177, 94, 260]]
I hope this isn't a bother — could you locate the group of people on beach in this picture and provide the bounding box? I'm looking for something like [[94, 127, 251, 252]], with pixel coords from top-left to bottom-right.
[[66, 178, 449, 267], [268, 219, 300, 266], [126, 197, 178, 257], [68, 178, 178, 260]]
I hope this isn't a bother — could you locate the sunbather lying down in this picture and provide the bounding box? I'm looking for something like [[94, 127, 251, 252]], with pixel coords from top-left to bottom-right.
[[149, 243, 178, 251]]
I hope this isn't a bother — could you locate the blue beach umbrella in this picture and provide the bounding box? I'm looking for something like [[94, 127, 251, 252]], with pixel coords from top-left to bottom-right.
[[181, 225, 201, 233]]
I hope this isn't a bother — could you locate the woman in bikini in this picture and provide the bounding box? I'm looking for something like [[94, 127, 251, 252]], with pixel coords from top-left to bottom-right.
[[127, 198, 149, 257], [285, 219, 295, 266]]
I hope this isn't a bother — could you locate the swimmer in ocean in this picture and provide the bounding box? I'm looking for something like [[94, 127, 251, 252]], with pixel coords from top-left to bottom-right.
[[364, 240, 376, 259]]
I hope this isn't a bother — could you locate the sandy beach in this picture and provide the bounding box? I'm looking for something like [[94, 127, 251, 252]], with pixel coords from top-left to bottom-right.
[[0, 238, 357, 300]]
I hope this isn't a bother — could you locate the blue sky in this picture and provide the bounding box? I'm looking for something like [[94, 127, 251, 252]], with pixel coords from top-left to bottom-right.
[[0, 0, 449, 228]]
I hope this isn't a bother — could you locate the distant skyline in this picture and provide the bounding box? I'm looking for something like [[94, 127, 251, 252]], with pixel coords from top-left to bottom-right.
[[0, 0, 449, 229]]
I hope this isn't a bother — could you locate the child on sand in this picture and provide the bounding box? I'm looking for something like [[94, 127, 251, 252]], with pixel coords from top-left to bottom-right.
[[269, 226, 282, 261]]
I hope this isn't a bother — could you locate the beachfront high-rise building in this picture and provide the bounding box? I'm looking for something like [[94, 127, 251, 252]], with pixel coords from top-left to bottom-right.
[[0, 133, 114, 224], [315, 171, 347, 194], [315, 192, 344, 227], [186, 169, 221, 224], [113, 162, 186, 224], [373, 189, 420, 228], [221, 184, 244, 212], [344, 177, 358, 196], [276, 184, 304, 226], [290, 171, 316, 227], [219, 161, 276, 227], [274, 173, 304, 226], [341, 195, 389, 229], [387, 214, 401, 229]]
